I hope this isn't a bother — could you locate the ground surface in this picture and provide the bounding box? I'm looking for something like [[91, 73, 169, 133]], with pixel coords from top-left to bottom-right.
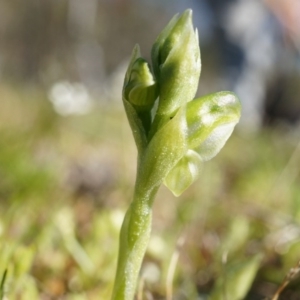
[[1, 83, 300, 299]]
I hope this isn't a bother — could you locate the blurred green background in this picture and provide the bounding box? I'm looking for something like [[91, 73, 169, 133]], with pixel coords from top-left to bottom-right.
[[0, 0, 300, 299]]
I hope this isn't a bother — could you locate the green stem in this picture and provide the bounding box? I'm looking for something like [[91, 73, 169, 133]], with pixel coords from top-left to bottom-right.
[[111, 184, 160, 300]]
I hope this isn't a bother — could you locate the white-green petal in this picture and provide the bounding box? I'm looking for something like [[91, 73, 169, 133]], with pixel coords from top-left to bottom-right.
[[164, 149, 202, 196], [196, 122, 236, 161], [186, 91, 241, 160]]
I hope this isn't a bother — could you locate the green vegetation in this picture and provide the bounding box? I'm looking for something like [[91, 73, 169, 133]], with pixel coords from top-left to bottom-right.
[[1, 6, 300, 295], [111, 10, 241, 299], [1, 80, 300, 299]]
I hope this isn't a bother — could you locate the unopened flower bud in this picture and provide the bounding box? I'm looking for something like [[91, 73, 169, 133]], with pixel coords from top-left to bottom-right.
[[151, 9, 201, 122], [123, 47, 157, 109], [122, 45, 158, 153]]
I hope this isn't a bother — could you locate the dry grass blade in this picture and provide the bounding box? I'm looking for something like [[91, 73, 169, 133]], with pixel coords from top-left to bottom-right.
[[166, 235, 185, 300], [271, 260, 300, 300]]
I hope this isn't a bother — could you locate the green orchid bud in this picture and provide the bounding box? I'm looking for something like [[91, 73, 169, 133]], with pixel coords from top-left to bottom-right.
[[151, 9, 201, 129], [186, 91, 241, 161], [122, 45, 158, 153], [124, 57, 157, 109]]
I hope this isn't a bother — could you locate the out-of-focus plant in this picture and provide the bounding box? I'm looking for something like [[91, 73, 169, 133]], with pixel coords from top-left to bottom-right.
[[111, 9, 241, 300]]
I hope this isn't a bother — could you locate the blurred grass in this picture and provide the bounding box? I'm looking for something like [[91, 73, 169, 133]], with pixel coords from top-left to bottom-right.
[[0, 82, 300, 299]]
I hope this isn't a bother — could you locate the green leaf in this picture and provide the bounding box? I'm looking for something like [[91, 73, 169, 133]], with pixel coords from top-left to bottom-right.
[[137, 107, 187, 193], [186, 91, 241, 161], [124, 44, 142, 85], [123, 98, 148, 154], [164, 149, 202, 196], [151, 13, 180, 80], [209, 255, 262, 300]]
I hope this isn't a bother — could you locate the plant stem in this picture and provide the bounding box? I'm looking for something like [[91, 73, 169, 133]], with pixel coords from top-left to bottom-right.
[[111, 183, 160, 300]]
